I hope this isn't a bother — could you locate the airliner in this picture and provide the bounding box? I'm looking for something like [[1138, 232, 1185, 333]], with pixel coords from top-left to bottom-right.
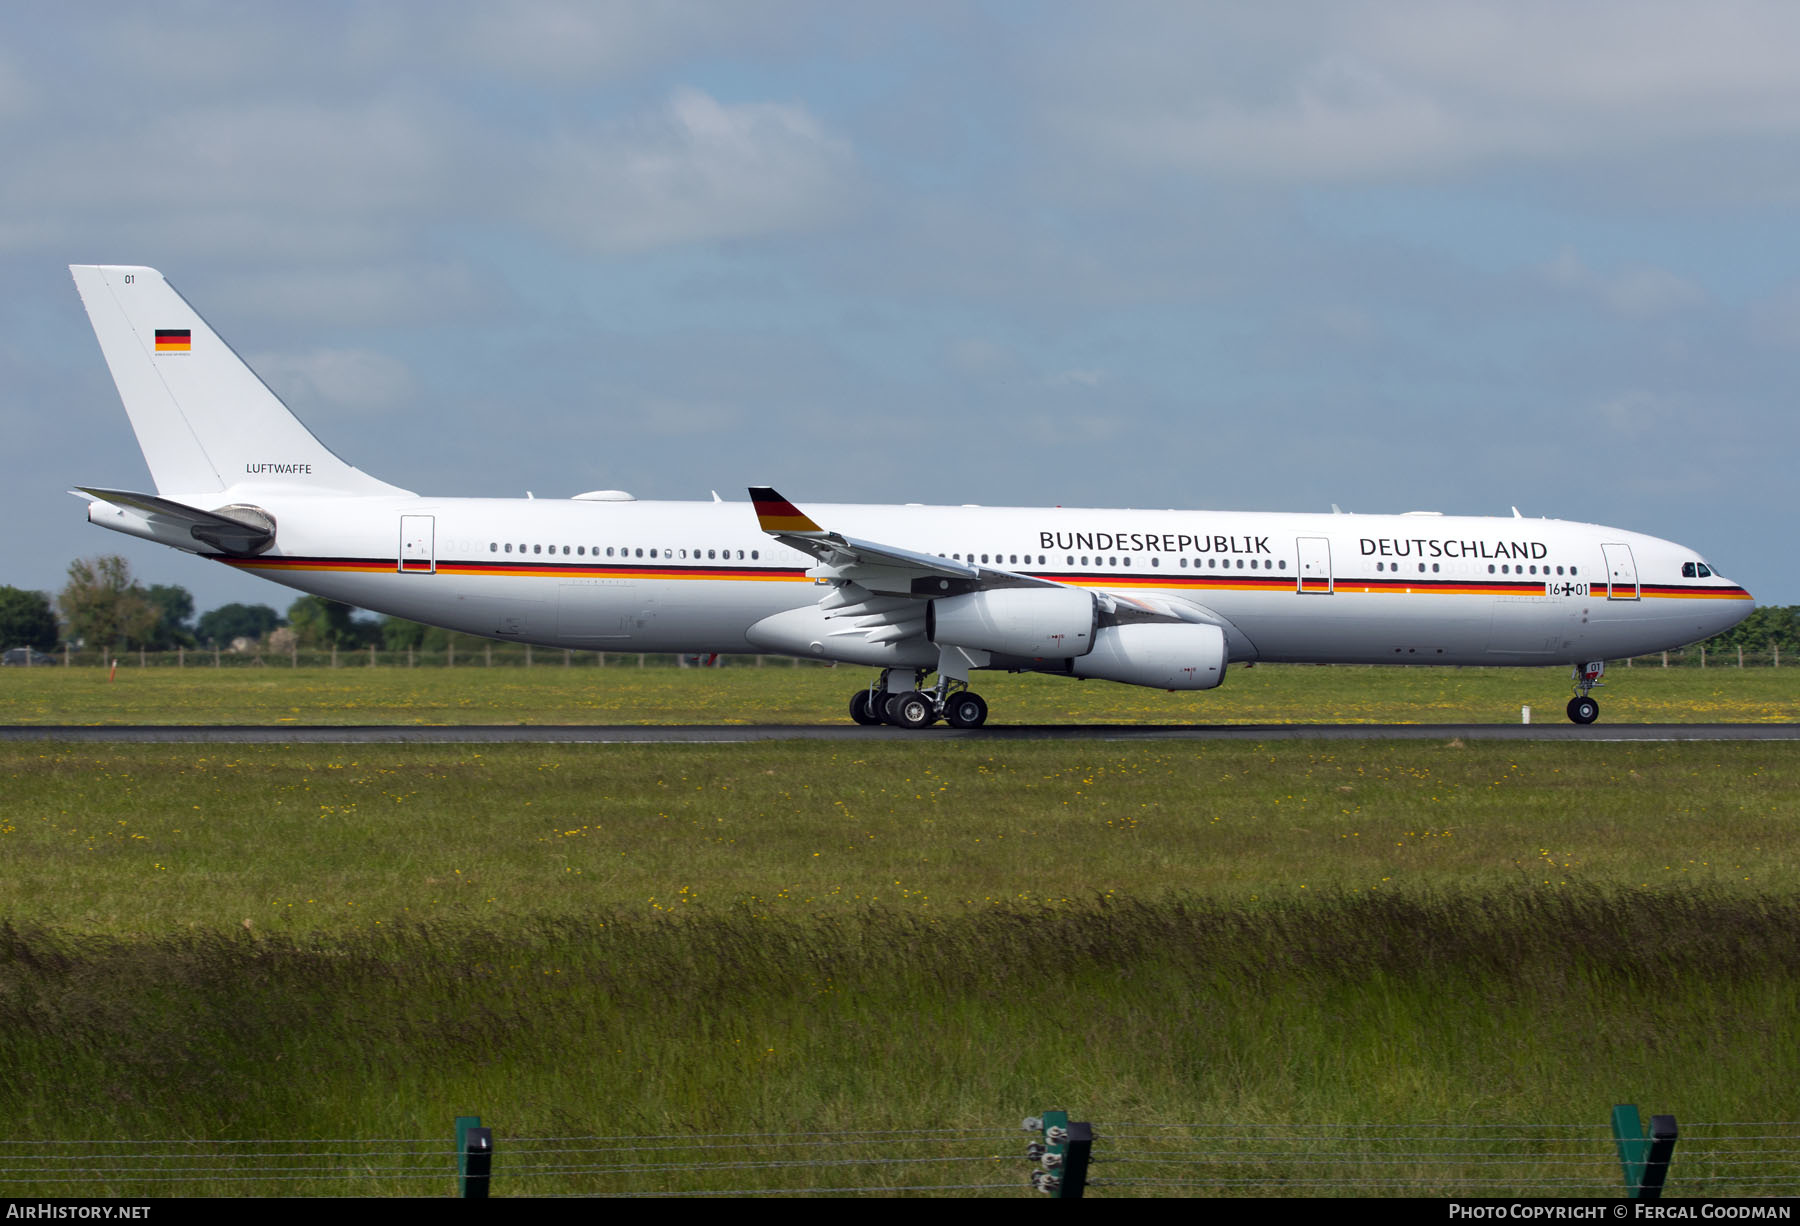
[[68, 265, 1753, 728]]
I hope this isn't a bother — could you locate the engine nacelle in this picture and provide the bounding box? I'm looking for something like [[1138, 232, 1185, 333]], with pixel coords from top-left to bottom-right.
[[1070, 622, 1228, 690], [928, 587, 1096, 658]]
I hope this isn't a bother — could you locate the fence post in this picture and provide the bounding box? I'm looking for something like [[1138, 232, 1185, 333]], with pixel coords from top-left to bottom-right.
[[1026, 1108, 1092, 1198], [455, 1115, 492, 1198], [1612, 1104, 1677, 1200]]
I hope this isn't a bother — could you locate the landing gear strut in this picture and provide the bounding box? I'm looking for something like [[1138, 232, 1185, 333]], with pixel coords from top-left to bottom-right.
[[848, 669, 989, 730], [1567, 660, 1604, 725]]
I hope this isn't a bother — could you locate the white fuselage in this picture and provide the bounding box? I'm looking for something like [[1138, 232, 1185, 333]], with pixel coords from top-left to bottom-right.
[[163, 490, 1750, 670]]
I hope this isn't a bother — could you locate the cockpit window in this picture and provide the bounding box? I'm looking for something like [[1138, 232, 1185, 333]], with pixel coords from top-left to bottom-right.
[[1683, 561, 1714, 579]]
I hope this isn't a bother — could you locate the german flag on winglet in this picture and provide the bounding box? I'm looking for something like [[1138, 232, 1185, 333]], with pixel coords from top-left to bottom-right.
[[154, 328, 191, 353], [750, 486, 824, 534]]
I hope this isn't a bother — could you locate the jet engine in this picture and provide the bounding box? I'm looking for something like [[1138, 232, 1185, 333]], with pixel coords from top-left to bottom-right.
[[927, 587, 1096, 658], [1070, 622, 1227, 690]]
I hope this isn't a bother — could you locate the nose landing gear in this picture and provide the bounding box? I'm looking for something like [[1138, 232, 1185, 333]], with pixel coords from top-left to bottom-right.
[[1567, 661, 1605, 725]]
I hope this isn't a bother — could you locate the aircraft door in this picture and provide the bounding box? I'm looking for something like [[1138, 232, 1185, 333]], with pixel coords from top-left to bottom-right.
[[1296, 537, 1333, 594], [1601, 542, 1638, 601], [399, 515, 435, 574]]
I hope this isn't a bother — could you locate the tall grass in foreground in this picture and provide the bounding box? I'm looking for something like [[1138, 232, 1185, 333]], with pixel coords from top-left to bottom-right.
[[3, 890, 1796, 1197]]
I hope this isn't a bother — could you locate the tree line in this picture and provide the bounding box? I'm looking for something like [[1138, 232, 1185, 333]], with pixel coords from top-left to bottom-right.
[[0, 555, 467, 655], [4, 553, 1798, 658]]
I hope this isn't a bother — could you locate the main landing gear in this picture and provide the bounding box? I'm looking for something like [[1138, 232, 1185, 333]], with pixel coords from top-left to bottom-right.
[[1566, 660, 1604, 725], [849, 669, 990, 729]]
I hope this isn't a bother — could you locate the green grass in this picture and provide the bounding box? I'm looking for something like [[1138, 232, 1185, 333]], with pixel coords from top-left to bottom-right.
[[1, 739, 1797, 1196], [3, 659, 1797, 724]]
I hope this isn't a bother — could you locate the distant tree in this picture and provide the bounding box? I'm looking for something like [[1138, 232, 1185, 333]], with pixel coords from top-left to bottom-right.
[[144, 583, 197, 649], [381, 617, 429, 650], [0, 586, 59, 651], [1700, 605, 1800, 655], [58, 556, 157, 650], [286, 595, 378, 648], [195, 602, 283, 646]]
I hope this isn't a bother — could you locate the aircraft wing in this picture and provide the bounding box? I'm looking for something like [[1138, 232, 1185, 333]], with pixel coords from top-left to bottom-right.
[[750, 486, 1058, 598]]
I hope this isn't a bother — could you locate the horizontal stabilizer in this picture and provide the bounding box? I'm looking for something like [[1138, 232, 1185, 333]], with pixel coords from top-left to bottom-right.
[[74, 486, 276, 556]]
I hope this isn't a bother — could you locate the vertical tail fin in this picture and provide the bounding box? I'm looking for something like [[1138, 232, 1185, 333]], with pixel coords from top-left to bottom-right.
[[69, 265, 411, 497]]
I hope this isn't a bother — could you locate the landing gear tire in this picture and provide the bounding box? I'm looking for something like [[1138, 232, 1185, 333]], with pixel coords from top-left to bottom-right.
[[848, 691, 881, 726], [890, 691, 936, 729], [1567, 696, 1599, 725], [943, 691, 989, 729]]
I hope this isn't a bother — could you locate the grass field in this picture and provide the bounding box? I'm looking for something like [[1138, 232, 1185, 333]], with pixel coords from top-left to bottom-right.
[[3, 659, 1798, 725], [1, 728, 1797, 1196]]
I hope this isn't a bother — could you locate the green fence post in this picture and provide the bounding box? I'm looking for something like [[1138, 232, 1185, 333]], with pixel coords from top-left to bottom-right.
[[1027, 1108, 1091, 1197], [455, 1115, 487, 1197], [1612, 1104, 1677, 1199]]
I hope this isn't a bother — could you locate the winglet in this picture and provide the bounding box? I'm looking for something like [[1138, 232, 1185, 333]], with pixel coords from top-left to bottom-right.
[[749, 486, 824, 534]]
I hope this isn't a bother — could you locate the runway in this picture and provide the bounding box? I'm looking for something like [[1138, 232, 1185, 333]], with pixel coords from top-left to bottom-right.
[[2, 722, 1796, 744]]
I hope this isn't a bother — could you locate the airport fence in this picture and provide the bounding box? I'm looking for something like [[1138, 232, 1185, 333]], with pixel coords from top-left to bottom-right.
[[6, 646, 1789, 670], [2, 1110, 1795, 1198], [4, 645, 832, 670]]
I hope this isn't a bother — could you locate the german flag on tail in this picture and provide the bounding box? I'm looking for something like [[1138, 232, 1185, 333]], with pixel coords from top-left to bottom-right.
[[749, 486, 824, 534], [155, 328, 191, 354]]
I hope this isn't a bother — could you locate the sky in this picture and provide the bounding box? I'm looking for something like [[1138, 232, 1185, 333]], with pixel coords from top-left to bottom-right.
[[3, 0, 1797, 617]]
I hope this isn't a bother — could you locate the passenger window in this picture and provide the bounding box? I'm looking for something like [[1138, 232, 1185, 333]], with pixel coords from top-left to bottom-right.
[[504, 543, 513, 553]]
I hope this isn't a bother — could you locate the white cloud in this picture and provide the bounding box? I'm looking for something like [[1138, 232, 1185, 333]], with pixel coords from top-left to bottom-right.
[[1589, 389, 1681, 437], [1748, 284, 1800, 350], [526, 88, 858, 252], [1040, 1, 1800, 184], [1541, 249, 1706, 318], [249, 348, 417, 415], [633, 396, 743, 436]]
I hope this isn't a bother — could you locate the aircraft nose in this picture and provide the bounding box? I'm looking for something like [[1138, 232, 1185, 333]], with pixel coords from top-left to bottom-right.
[[1708, 579, 1754, 636]]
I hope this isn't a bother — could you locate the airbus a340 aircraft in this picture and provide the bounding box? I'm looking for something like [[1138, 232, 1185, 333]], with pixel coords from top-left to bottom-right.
[[68, 265, 1753, 727]]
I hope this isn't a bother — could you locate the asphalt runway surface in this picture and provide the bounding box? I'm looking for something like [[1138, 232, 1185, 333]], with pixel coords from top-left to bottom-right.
[[1, 723, 1795, 744]]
